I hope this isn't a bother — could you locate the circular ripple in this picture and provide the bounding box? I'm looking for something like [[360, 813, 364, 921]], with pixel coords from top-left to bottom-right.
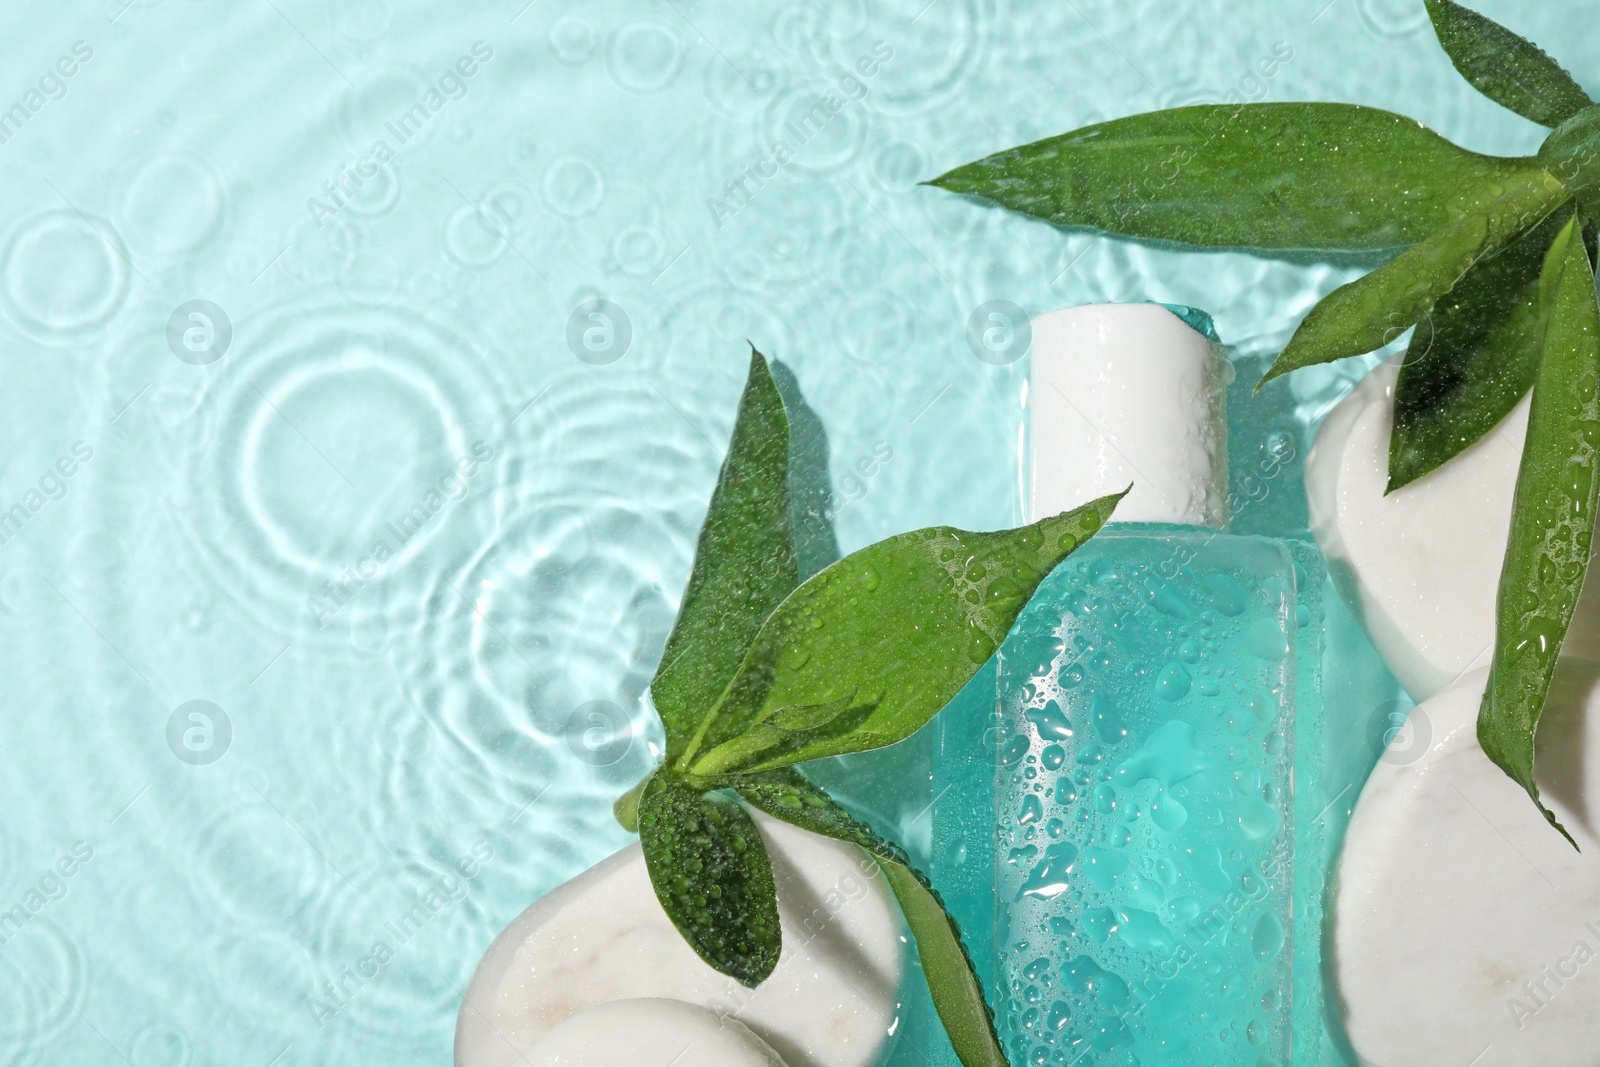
[[338, 158, 404, 220], [318, 849, 499, 1043], [550, 17, 597, 64], [771, 4, 834, 63], [872, 138, 930, 188], [1357, 0, 1431, 36], [421, 505, 669, 709], [443, 205, 509, 267], [129, 1023, 191, 1067], [598, 188, 674, 279], [192, 802, 341, 929], [0, 211, 130, 342], [203, 926, 320, 1019], [117, 154, 225, 254], [363, 706, 525, 852], [387, 371, 707, 789], [172, 304, 507, 642], [478, 182, 532, 235], [763, 81, 870, 175], [664, 283, 797, 367], [543, 156, 606, 217], [238, 363, 462, 573], [610, 225, 666, 277], [604, 21, 685, 93], [841, 0, 989, 115], [0, 917, 87, 1062]]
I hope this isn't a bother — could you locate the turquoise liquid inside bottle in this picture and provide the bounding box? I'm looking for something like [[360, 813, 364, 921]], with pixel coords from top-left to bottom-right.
[[984, 525, 1321, 1067]]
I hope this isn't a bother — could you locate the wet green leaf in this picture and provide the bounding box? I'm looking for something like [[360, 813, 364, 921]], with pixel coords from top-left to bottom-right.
[[927, 103, 1547, 252], [682, 492, 1125, 776], [1479, 211, 1600, 849], [1258, 171, 1568, 387], [637, 770, 782, 986], [1425, 0, 1592, 128], [734, 767, 908, 865], [651, 349, 798, 763], [736, 769, 1007, 1067], [1387, 208, 1566, 490], [1540, 104, 1600, 218]]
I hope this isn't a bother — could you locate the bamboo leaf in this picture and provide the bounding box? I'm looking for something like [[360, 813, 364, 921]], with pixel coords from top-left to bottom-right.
[[928, 103, 1550, 252], [651, 350, 798, 763], [1388, 207, 1565, 489], [1478, 211, 1600, 848], [1540, 104, 1600, 218], [637, 771, 782, 985], [736, 769, 1007, 1067], [682, 492, 1125, 776], [1258, 172, 1568, 387], [1426, 0, 1592, 128]]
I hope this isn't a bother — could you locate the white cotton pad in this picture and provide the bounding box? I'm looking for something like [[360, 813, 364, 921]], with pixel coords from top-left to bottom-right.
[[517, 998, 789, 1066], [1305, 362, 1600, 702], [454, 811, 903, 1067], [1334, 664, 1600, 1066]]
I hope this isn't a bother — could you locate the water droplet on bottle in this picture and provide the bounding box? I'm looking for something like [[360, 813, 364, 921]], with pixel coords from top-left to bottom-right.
[[1156, 660, 1192, 701], [1251, 912, 1284, 961]]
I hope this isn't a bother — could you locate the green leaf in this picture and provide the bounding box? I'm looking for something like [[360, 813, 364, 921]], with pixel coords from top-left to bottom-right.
[[1388, 207, 1566, 490], [1425, 0, 1592, 128], [652, 349, 799, 764], [1540, 104, 1600, 218], [1478, 211, 1600, 849], [736, 769, 1007, 1067], [734, 768, 907, 864], [682, 492, 1125, 776], [1258, 171, 1569, 387], [637, 770, 782, 986], [878, 864, 1007, 1067], [613, 776, 646, 832], [927, 103, 1550, 252]]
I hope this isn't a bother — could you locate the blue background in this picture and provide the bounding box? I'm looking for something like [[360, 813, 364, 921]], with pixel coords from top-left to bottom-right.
[[0, 0, 1590, 1063]]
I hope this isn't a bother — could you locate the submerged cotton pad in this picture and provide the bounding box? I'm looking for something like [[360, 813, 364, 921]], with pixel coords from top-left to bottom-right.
[[454, 811, 902, 1067], [1335, 666, 1600, 1066]]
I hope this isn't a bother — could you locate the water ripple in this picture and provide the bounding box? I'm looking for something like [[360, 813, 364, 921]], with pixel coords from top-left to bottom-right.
[[0, 211, 131, 344]]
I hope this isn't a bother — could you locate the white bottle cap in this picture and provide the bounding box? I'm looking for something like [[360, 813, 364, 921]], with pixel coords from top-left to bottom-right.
[[1028, 303, 1231, 528]]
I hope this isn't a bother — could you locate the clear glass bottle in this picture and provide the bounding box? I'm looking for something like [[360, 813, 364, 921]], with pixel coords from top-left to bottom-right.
[[932, 305, 1337, 1067]]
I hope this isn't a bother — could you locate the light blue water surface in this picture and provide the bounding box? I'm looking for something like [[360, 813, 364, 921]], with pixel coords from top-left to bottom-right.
[[0, 0, 1591, 1063]]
